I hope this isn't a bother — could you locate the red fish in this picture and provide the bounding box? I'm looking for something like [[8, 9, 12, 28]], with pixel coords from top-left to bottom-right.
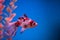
[[6, 6, 12, 13], [0, 4, 5, 11], [5, 13, 16, 22], [18, 14, 37, 33]]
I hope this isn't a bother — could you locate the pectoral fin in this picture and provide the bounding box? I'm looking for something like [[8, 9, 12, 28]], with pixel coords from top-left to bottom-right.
[[20, 28, 26, 33]]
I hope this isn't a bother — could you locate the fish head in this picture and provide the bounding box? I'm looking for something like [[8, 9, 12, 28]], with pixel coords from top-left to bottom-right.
[[28, 20, 37, 28]]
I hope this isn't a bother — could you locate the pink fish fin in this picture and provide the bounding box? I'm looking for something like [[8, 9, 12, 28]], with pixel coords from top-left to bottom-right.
[[13, 6, 17, 9], [10, 0, 17, 10], [10, 13, 16, 18], [0, 4, 5, 15], [3, 19, 10, 26], [2, 5, 5, 10], [20, 28, 26, 33], [6, 6, 12, 13], [12, 0, 17, 2], [5, 13, 16, 22], [9, 22, 16, 26], [5, 17, 11, 22], [0, 0, 5, 3], [11, 5, 17, 10], [23, 14, 28, 17], [9, 13, 16, 22]]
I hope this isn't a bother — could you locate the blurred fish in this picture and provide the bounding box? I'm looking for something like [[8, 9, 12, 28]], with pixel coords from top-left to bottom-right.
[[0, 0, 5, 3], [10, 1, 17, 9], [5, 13, 16, 22], [0, 4, 5, 15], [0, 4, 5, 11], [12, 0, 17, 2], [18, 14, 37, 33], [6, 6, 12, 13]]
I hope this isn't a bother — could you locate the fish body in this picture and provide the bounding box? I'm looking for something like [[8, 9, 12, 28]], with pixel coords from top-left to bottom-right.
[[18, 14, 37, 32]]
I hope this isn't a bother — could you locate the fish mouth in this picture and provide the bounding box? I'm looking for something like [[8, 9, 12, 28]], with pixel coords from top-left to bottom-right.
[[29, 22, 37, 28], [35, 22, 37, 26]]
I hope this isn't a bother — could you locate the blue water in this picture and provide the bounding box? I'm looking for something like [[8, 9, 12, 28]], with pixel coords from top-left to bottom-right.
[[3, 0, 60, 40]]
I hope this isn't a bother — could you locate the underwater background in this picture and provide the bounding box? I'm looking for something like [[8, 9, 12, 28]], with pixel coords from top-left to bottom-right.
[[3, 0, 60, 40]]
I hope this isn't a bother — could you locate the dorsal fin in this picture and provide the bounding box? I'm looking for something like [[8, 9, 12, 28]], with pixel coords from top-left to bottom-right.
[[23, 14, 28, 18]]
